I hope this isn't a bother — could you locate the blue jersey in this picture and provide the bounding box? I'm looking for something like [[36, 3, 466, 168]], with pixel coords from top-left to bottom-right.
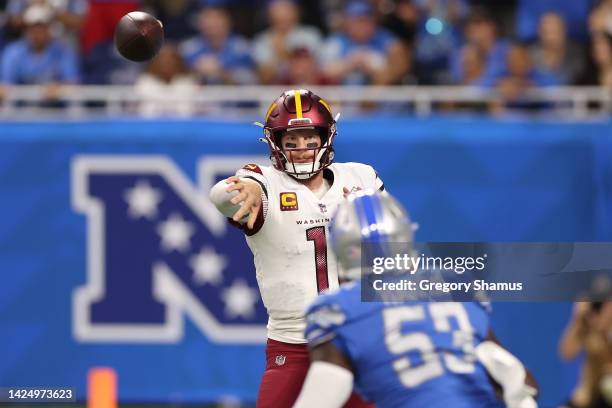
[[1, 39, 80, 85], [304, 282, 504, 408]]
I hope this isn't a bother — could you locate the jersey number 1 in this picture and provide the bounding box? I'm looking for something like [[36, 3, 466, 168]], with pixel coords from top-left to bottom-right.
[[306, 227, 329, 293]]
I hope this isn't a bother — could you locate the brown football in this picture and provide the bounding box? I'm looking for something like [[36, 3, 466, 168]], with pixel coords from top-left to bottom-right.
[[114, 11, 164, 62]]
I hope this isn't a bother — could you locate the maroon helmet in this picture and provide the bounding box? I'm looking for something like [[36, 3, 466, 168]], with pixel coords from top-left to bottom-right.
[[262, 89, 337, 180]]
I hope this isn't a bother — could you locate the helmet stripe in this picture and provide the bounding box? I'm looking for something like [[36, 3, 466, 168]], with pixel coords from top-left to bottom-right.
[[265, 102, 276, 122], [319, 99, 332, 114], [363, 194, 383, 243], [354, 194, 387, 268], [293, 89, 303, 118], [353, 194, 382, 243]]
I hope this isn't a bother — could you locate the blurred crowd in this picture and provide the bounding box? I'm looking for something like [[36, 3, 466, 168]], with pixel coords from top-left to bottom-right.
[[559, 300, 612, 408], [0, 0, 611, 113]]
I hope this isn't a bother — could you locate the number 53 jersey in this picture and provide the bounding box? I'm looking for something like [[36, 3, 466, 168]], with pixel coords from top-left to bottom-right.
[[232, 162, 384, 344], [305, 283, 505, 408]]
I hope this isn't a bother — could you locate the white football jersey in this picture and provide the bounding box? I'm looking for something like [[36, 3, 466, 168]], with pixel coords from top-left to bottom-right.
[[232, 162, 384, 343]]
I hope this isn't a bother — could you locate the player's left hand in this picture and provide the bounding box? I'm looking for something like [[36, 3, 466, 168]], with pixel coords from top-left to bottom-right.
[[226, 176, 262, 229]]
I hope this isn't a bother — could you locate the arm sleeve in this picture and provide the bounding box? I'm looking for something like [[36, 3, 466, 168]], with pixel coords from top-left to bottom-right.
[[292, 361, 353, 408], [235, 166, 269, 197]]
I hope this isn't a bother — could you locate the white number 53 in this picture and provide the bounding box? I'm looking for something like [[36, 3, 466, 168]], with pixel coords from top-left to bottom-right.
[[383, 303, 477, 388]]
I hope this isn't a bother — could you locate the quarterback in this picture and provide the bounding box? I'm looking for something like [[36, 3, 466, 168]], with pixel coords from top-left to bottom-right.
[[209, 89, 381, 407]]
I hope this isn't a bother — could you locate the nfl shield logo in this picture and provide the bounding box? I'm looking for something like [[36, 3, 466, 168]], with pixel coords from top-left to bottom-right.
[[318, 203, 327, 213], [275, 355, 286, 366]]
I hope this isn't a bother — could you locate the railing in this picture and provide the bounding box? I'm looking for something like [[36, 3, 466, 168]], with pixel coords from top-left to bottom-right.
[[0, 85, 610, 119]]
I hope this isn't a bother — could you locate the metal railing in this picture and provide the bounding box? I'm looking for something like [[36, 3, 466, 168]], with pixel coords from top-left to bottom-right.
[[0, 85, 610, 119]]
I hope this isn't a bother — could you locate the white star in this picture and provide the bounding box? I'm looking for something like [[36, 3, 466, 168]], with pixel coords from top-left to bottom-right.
[[190, 246, 227, 286], [157, 213, 195, 252], [124, 180, 163, 219], [221, 279, 259, 319]]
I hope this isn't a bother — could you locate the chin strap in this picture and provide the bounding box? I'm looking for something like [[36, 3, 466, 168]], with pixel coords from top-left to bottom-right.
[[283, 145, 330, 179]]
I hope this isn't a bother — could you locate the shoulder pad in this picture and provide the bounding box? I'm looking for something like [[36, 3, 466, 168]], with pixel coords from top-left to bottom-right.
[[241, 163, 263, 175]]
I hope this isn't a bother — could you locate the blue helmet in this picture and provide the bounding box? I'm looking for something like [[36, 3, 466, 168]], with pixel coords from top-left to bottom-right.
[[330, 190, 414, 281]]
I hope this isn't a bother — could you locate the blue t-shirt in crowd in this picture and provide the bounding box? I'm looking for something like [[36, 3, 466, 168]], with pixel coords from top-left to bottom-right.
[[323, 29, 397, 85], [6, 0, 87, 16], [1, 39, 80, 84], [450, 40, 510, 86], [180, 34, 254, 84]]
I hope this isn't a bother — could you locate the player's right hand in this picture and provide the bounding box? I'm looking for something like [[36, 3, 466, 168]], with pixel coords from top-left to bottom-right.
[[225, 176, 262, 229]]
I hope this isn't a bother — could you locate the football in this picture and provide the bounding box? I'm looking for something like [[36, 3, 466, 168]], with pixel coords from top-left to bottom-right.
[[114, 11, 164, 62]]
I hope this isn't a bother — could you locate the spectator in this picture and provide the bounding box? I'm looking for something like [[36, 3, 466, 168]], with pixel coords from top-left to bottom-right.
[[180, 6, 255, 84], [252, 0, 322, 84], [1, 4, 79, 89], [381, 0, 418, 48], [515, 0, 591, 42], [80, 0, 139, 56], [321, 0, 410, 85], [317, 0, 345, 33], [591, 30, 612, 89], [6, 0, 87, 44], [589, 0, 612, 34], [79, 0, 143, 84], [490, 42, 560, 112], [443, 42, 488, 112], [457, 42, 486, 85], [531, 12, 585, 85], [142, 0, 199, 42], [78, 0, 140, 84], [412, 0, 470, 84], [559, 301, 612, 408], [134, 43, 198, 116], [280, 43, 331, 86], [81, 41, 142, 84], [450, 11, 509, 86]]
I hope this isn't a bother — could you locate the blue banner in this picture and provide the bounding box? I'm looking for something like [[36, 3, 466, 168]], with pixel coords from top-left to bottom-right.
[[0, 117, 610, 406]]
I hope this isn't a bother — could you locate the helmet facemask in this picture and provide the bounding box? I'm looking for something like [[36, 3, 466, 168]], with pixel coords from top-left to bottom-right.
[[264, 124, 336, 180]]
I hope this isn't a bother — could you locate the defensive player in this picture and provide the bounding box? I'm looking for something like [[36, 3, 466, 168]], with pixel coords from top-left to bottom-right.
[[294, 190, 539, 408], [209, 89, 382, 407]]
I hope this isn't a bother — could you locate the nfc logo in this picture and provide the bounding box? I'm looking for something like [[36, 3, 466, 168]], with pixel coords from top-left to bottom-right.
[[71, 155, 269, 343]]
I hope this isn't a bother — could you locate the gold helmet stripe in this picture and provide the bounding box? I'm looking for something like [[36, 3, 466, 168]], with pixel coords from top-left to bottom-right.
[[294, 89, 303, 118], [265, 102, 276, 122], [318, 99, 332, 114]]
